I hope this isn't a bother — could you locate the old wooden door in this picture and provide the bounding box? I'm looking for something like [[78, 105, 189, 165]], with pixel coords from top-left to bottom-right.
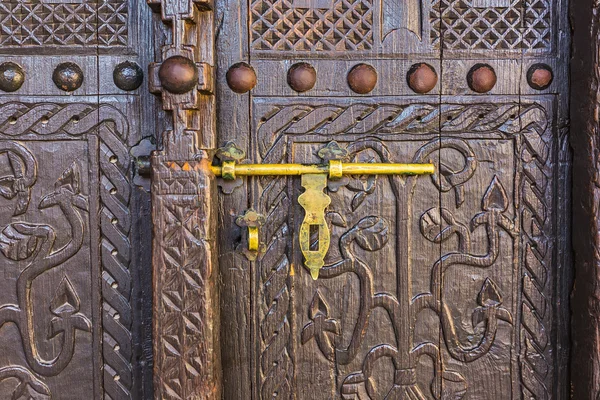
[[210, 0, 571, 398], [0, 0, 571, 399], [0, 0, 155, 398]]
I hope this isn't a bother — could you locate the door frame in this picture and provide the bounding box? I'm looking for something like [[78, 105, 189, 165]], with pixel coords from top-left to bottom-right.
[[570, 0, 600, 398]]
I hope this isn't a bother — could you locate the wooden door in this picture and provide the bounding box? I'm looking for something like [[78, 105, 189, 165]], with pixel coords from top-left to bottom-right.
[[0, 0, 155, 398], [0, 0, 572, 399], [212, 0, 571, 398]]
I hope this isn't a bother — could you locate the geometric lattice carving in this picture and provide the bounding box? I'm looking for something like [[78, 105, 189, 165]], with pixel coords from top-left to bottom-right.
[[0, 0, 127, 47], [430, 0, 550, 51], [251, 0, 373, 51]]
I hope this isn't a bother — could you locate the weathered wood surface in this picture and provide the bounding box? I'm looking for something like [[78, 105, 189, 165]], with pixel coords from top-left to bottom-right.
[[216, 0, 572, 398], [0, 0, 155, 398], [1, 0, 579, 398], [148, 0, 222, 399], [570, 0, 600, 398]]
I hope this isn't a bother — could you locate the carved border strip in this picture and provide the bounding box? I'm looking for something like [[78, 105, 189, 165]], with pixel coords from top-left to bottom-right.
[[98, 119, 135, 400], [517, 105, 552, 399], [255, 100, 554, 398], [257, 175, 293, 398], [148, 0, 220, 399]]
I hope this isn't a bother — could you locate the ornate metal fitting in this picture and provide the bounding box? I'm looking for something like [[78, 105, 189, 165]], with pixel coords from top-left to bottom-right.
[[298, 174, 331, 279], [317, 141, 349, 162], [215, 141, 246, 193], [328, 160, 343, 180], [221, 161, 236, 180], [216, 141, 246, 162], [212, 153, 434, 280]]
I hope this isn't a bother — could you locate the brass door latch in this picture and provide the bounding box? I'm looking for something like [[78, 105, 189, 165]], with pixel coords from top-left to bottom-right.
[[214, 159, 434, 279]]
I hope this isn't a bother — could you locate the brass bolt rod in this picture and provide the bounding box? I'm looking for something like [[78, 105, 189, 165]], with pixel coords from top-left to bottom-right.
[[211, 162, 434, 179]]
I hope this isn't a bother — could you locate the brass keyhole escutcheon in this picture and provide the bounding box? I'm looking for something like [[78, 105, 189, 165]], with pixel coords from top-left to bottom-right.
[[298, 173, 331, 280]]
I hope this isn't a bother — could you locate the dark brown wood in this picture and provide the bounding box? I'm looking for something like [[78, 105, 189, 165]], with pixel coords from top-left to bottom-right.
[[2, 0, 581, 398], [0, 0, 156, 398], [215, 0, 572, 398], [570, 0, 600, 398]]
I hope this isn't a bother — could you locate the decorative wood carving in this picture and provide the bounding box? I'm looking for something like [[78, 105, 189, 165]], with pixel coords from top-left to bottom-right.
[[430, 0, 551, 51], [0, 101, 137, 399], [243, 98, 559, 399], [0, 0, 128, 47], [148, 0, 221, 398]]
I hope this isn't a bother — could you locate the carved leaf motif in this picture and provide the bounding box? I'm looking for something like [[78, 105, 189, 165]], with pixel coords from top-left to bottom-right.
[[420, 207, 456, 243], [327, 211, 348, 228], [353, 217, 389, 251], [478, 278, 503, 307], [309, 290, 330, 319], [0, 223, 43, 261], [351, 191, 368, 211], [55, 162, 81, 194], [482, 176, 508, 212], [12, 382, 51, 400], [50, 277, 80, 317], [441, 370, 468, 400]]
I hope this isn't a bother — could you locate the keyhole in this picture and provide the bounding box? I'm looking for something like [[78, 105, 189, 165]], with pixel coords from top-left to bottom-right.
[[309, 225, 319, 251]]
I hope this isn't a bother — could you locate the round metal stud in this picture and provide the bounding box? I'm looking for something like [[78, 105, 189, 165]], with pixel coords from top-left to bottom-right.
[[467, 64, 497, 93], [0, 62, 25, 93], [113, 61, 144, 91], [226, 62, 257, 94], [407, 63, 438, 94], [527, 63, 553, 90], [158, 56, 198, 94], [53, 62, 84, 92], [287, 62, 316, 93], [347, 63, 377, 94]]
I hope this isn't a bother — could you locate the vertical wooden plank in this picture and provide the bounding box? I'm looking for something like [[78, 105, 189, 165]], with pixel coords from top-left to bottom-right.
[[214, 0, 253, 396], [149, 0, 222, 399], [570, 0, 600, 397]]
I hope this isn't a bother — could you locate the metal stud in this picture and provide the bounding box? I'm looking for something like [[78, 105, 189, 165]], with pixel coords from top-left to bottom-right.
[[158, 56, 198, 94], [114, 61, 144, 91], [287, 62, 316, 93], [467, 64, 497, 93], [347, 63, 377, 94], [0, 62, 25, 93], [226, 62, 257, 94], [53, 62, 84, 92], [527, 64, 553, 90], [407, 63, 438, 94]]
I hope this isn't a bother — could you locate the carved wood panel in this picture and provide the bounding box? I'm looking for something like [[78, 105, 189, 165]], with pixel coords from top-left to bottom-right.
[[216, 0, 570, 396], [0, 0, 156, 398]]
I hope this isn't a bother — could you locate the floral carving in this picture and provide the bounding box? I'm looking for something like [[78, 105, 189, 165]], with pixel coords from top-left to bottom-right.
[[299, 139, 514, 398]]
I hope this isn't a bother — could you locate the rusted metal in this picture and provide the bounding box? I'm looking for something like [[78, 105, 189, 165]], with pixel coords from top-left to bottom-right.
[[226, 62, 257, 93], [407, 63, 438, 94], [287, 62, 317, 93], [52, 62, 84, 92], [157, 55, 198, 94], [467, 63, 497, 93], [347, 63, 378, 94], [0, 62, 25, 93], [113, 61, 144, 91]]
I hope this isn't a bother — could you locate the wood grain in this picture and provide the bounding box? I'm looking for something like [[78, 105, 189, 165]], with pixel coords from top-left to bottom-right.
[[149, 0, 221, 399], [570, 0, 600, 398]]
